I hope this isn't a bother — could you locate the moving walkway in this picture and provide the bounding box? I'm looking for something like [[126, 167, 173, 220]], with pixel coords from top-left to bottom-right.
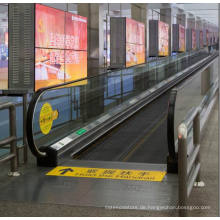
[[26, 48, 218, 168]]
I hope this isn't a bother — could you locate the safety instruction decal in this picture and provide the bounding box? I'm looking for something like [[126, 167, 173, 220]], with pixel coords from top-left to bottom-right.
[[39, 102, 59, 135], [46, 166, 166, 182]]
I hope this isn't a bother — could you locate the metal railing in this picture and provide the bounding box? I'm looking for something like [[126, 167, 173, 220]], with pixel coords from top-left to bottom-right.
[[0, 102, 20, 176], [178, 107, 205, 217]]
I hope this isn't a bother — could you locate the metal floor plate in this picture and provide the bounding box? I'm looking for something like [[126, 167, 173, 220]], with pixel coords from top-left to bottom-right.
[[0, 160, 178, 210]]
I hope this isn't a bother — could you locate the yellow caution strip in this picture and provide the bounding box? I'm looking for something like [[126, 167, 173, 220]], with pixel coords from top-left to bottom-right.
[[46, 166, 166, 182]]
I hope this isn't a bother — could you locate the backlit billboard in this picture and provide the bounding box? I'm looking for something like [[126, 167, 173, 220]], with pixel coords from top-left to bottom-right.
[[199, 31, 203, 48], [192, 29, 196, 50], [179, 25, 185, 52], [173, 24, 185, 52], [126, 18, 145, 67], [158, 21, 169, 56], [206, 30, 209, 46], [35, 4, 87, 91], [0, 5, 8, 90]]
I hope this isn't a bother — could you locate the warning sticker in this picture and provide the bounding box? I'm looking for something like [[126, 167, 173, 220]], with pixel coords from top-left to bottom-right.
[[39, 102, 59, 135], [46, 166, 166, 182]]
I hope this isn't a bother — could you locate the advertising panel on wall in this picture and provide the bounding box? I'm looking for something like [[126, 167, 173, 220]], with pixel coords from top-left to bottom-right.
[[196, 30, 200, 49], [192, 29, 196, 50], [35, 4, 87, 91], [149, 20, 169, 57], [125, 18, 145, 67], [203, 29, 207, 47], [0, 4, 8, 90], [199, 31, 203, 48], [173, 24, 185, 52], [110, 17, 145, 69], [8, 4, 87, 92], [179, 25, 185, 52], [206, 30, 209, 46], [158, 21, 169, 56]]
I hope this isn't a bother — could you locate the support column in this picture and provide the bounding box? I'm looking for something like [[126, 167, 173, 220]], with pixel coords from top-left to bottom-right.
[[187, 15, 195, 29], [78, 3, 104, 76], [177, 13, 186, 27], [131, 4, 148, 61], [196, 17, 202, 30], [160, 8, 173, 55], [131, 3, 147, 23]]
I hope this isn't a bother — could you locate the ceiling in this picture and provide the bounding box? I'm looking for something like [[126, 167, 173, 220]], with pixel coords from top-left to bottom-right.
[[177, 3, 218, 26]]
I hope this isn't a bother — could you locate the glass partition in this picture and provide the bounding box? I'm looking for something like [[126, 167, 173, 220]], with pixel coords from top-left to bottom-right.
[[27, 47, 215, 157], [169, 54, 218, 155]]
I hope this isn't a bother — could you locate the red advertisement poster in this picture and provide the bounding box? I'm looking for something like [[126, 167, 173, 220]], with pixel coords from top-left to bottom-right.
[[199, 31, 203, 48], [158, 21, 169, 56], [136, 45, 145, 65], [126, 18, 145, 67], [126, 18, 137, 44], [136, 22, 145, 45], [35, 4, 65, 49], [192, 29, 196, 50], [206, 30, 209, 46], [35, 4, 87, 91], [125, 18, 145, 67], [65, 12, 87, 50], [35, 48, 65, 90], [65, 50, 87, 83], [126, 43, 137, 67], [179, 24, 185, 52]]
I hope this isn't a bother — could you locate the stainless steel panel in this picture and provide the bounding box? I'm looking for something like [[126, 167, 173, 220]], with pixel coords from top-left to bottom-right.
[[149, 20, 158, 57], [8, 3, 35, 91], [110, 17, 126, 68]]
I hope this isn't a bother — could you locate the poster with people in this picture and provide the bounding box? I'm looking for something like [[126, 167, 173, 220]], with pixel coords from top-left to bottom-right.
[[35, 4, 87, 91]]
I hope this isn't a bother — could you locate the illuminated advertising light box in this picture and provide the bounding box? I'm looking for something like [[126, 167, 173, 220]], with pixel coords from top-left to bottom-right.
[[110, 17, 145, 69], [199, 31, 203, 48], [149, 20, 169, 57], [203, 29, 208, 47], [206, 30, 209, 46], [35, 4, 87, 91], [192, 29, 196, 50], [196, 30, 199, 49], [173, 24, 185, 52], [0, 4, 8, 90], [8, 4, 87, 92]]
